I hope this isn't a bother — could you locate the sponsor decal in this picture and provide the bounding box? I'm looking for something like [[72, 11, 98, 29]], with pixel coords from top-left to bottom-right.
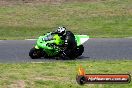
[[76, 65, 131, 85]]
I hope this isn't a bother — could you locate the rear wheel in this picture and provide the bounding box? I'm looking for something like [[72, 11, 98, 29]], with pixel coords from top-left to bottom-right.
[[58, 45, 84, 60], [72, 45, 84, 58], [29, 47, 43, 59], [66, 45, 84, 59], [76, 45, 84, 57]]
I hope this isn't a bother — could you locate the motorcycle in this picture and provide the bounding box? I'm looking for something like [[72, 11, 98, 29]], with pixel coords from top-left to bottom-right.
[[29, 32, 89, 59]]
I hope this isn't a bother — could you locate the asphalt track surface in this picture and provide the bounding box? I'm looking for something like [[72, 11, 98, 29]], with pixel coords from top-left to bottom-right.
[[0, 38, 132, 63]]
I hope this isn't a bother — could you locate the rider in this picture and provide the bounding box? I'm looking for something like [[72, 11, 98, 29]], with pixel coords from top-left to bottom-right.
[[52, 27, 77, 59]]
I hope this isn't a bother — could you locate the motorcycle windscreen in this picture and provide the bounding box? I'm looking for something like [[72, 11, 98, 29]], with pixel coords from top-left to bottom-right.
[[75, 35, 89, 46]]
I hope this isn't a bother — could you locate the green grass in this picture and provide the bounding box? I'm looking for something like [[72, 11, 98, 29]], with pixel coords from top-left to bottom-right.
[[0, 0, 132, 39], [0, 60, 131, 88]]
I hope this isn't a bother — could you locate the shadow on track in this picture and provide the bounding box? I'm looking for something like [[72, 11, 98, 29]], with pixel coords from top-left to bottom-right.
[[30, 55, 90, 60]]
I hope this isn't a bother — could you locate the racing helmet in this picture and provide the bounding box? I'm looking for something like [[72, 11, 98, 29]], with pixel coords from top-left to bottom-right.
[[56, 27, 66, 36]]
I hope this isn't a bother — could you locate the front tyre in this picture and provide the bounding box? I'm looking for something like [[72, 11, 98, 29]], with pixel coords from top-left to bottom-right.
[[29, 47, 42, 59]]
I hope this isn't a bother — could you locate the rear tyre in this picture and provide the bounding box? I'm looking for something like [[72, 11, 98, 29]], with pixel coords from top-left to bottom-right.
[[29, 47, 42, 59], [76, 45, 84, 57], [72, 45, 84, 58], [58, 45, 84, 60]]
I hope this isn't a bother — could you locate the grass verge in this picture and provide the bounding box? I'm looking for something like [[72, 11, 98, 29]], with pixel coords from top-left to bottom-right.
[[0, 0, 132, 39], [0, 60, 131, 88]]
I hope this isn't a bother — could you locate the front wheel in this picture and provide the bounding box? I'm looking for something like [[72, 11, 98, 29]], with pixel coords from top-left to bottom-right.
[[29, 47, 42, 59]]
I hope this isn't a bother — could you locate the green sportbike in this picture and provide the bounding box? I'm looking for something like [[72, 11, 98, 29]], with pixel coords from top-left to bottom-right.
[[29, 32, 89, 59]]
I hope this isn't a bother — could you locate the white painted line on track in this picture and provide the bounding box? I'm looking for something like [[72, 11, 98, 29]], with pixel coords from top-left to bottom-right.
[[125, 37, 132, 38], [0, 40, 7, 44], [31, 62, 44, 63], [25, 39, 36, 40]]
